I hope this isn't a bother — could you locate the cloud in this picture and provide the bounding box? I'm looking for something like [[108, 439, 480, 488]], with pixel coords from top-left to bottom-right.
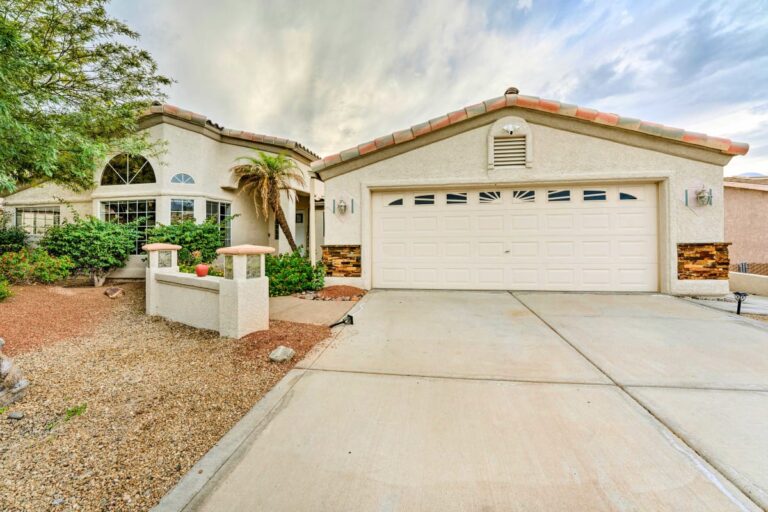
[[109, 0, 768, 173]]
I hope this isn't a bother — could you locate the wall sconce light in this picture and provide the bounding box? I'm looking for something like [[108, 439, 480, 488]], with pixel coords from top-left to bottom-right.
[[684, 188, 713, 207], [696, 188, 712, 207], [337, 200, 347, 214]]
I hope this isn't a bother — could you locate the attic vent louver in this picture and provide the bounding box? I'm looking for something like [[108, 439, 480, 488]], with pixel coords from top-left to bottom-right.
[[493, 136, 527, 167]]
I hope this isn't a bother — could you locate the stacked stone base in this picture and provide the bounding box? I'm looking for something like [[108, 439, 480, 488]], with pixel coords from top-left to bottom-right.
[[677, 243, 730, 280], [322, 245, 362, 277]]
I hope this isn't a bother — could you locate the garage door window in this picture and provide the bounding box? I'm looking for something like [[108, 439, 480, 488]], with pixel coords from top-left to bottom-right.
[[387, 198, 403, 206], [583, 190, 607, 201], [446, 193, 467, 205], [415, 194, 434, 205], [512, 190, 535, 203], [620, 192, 638, 200], [548, 190, 570, 202], [479, 191, 502, 204]]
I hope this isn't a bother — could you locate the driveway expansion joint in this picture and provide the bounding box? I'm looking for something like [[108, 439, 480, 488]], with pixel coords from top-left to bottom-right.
[[512, 291, 762, 511]]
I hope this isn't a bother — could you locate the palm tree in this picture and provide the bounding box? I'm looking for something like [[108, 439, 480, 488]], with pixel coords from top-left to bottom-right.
[[231, 151, 306, 252]]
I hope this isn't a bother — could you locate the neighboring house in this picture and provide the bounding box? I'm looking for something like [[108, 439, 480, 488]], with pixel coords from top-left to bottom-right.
[[313, 87, 749, 295], [1, 104, 324, 278], [724, 177, 768, 275]]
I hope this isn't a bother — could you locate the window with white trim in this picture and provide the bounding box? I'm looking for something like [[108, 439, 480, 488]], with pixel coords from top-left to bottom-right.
[[206, 200, 232, 246], [101, 154, 156, 185], [101, 200, 156, 254], [171, 173, 195, 184], [15, 206, 60, 235], [170, 199, 195, 223]]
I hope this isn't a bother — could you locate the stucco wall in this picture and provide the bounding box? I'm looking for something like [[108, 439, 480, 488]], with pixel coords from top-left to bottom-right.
[[724, 186, 768, 264], [3, 122, 317, 278], [322, 114, 729, 295]]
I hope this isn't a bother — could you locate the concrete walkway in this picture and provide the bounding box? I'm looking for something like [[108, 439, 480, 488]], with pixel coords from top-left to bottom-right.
[[269, 296, 355, 326], [156, 290, 768, 511]]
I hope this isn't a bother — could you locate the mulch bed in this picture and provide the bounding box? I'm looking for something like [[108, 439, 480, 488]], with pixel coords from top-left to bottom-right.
[[296, 285, 366, 301], [0, 283, 124, 356], [0, 285, 331, 511]]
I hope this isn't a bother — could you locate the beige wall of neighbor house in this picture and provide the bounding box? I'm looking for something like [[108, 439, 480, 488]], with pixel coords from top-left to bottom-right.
[[724, 181, 768, 265], [319, 104, 739, 295], [730, 271, 768, 295], [3, 107, 321, 279]]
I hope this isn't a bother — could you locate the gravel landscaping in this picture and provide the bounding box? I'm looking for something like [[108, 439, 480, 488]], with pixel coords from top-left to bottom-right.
[[0, 284, 330, 511]]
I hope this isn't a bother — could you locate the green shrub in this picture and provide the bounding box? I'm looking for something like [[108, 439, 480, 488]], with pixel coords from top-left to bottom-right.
[[0, 248, 74, 284], [0, 213, 27, 255], [41, 216, 137, 286], [147, 219, 226, 266], [0, 279, 11, 301], [265, 250, 324, 296]]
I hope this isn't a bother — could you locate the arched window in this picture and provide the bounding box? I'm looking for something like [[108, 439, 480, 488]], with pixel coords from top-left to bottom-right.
[[101, 154, 156, 185], [171, 173, 195, 184]]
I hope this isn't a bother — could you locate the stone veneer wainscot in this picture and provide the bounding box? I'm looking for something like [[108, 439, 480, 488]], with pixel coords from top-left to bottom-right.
[[322, 245, 362, 277], [677, 243, 731, 280]]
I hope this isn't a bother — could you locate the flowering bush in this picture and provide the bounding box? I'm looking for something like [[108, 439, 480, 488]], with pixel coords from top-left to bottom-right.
[[0, 248, 74, 284]]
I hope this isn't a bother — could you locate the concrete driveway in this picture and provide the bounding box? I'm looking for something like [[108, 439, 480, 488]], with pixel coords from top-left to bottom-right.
[[156, 290, 768, 512]]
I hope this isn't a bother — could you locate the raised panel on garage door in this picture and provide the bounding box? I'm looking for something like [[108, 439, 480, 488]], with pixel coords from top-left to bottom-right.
[[372, 184, 658, 291]]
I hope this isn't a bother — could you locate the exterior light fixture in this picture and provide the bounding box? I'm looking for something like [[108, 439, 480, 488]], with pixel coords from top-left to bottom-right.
[[684, 187, 713, 207], [502, 124, 521, 135], [695, 188, 712, 206], [337, 199, 347, 214]]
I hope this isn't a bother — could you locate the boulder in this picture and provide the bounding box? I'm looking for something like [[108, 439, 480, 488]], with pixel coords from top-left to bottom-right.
[[269, 345, 295, 363], [104, 287, 124, 299], [0, 352, 28, 406]]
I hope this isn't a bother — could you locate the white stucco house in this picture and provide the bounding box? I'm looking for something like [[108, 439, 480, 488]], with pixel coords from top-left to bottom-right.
[[1, 103, 324, 278], [314, 87, 749, 295]]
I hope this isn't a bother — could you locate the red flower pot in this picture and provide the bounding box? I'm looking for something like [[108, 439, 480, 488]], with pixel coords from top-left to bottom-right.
[[195, 264, 210, 277]]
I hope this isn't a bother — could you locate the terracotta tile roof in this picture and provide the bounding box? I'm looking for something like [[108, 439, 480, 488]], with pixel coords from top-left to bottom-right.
[[143, 103, 319, 161], [311, 93, 749, 172]]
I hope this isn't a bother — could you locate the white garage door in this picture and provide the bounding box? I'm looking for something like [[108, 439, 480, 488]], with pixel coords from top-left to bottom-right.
[[372, 184, 658, 291]]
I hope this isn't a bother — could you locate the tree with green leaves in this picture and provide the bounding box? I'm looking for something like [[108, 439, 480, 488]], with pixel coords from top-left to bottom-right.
[[0, 0, 171, 194], [231, 152, 306, 252]]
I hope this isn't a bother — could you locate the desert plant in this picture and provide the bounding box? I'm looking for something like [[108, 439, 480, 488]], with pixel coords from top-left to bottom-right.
[[0, 248, 74, 284], [231, 152, 305, 251], [147, 218, 229, 265], [41, 217, 137, 286], [265, 249, 324, 296], [0, 212, 27, 255], [0, 279, 11, 301]]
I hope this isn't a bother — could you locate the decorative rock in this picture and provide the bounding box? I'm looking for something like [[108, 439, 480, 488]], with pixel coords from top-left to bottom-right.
[[0, 351, 28, 406], [8, 411, 24, 420], [269, 345, 295, 363], [0, 337, 4, 349], [104, 287, 125, 299]]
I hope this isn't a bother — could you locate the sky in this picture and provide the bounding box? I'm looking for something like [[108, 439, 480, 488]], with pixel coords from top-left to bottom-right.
[[108, 0, 768, 175]]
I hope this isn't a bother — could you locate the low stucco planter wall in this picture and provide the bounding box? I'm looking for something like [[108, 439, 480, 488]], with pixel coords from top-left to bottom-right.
[[729, 272, 768, 296], [143, 243, 273, 338]]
